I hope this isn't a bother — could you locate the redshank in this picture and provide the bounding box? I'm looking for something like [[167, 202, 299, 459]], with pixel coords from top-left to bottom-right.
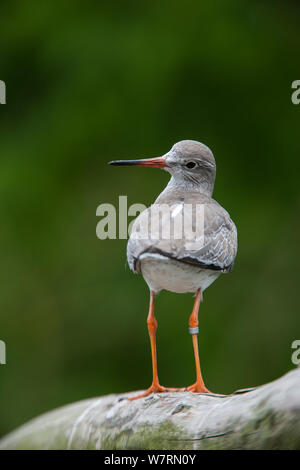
[[109, 140, 237, 400]]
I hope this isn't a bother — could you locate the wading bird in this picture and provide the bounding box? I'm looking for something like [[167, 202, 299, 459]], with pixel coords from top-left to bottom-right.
[[109, 140, 237, 400]]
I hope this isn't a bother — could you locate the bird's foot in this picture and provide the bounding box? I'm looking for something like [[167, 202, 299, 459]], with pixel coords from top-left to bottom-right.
[[185, 382, 210, 393], [128, 382, 210, 400], [128, 383, 168, 401]]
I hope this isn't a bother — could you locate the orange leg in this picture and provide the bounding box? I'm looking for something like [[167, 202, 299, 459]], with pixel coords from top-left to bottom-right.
[[128, 291, 167, 400], [186, 288, 210, 393]]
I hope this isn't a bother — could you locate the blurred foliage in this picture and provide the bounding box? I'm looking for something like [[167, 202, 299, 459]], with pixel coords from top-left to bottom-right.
[[0, 0, 300, 436]]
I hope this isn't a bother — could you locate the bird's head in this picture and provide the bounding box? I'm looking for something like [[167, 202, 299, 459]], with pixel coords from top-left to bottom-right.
[[108, 140, 216, 195]]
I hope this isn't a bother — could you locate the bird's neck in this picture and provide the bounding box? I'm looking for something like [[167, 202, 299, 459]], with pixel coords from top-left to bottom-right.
[[164, 175, 214, 198]]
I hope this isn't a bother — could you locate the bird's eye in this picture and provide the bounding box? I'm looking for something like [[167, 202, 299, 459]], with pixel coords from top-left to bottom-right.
[[186, 161, 196, 169]]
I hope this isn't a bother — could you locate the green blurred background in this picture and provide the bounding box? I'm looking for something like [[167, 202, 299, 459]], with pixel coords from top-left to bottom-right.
[[0, 0, 299, 437]]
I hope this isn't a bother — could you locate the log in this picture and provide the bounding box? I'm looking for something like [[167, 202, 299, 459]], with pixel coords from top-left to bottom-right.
[[1, 369, 300, 450]]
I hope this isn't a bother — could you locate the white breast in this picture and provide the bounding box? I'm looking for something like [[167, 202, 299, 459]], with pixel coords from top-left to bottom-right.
[[139, 253, 220, 294]]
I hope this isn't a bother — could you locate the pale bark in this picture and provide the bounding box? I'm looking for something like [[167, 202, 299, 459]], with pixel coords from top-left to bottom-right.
[[1, 369, 300, 450]]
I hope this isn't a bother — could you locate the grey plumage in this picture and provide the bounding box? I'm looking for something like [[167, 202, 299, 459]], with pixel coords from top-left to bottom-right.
[[127, 190, 237, 275], [126, 140, 237, 288]]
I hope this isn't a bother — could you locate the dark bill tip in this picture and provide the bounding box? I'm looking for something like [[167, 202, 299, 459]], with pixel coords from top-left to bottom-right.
[[108, 157, 168, 168], [108, 160, 139, 166]]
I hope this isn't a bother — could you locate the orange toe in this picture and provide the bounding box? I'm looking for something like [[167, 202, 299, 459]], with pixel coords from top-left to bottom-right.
[[128, 383, 167, 401], [186, 382, 210, 393]]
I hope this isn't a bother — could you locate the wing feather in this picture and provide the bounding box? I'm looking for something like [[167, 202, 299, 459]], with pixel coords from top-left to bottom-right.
[[127, 198, 237, 274]]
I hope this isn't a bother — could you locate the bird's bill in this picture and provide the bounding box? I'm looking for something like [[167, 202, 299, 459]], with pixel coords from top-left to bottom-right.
[[108, 156, 168, 168]]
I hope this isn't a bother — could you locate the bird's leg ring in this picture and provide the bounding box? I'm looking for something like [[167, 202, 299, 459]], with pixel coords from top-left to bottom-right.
[[185, 288, 210, 393], [128, 291, 167, 400]]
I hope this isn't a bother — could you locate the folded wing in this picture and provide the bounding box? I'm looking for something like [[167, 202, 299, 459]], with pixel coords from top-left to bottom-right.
[[127, 199, 237, 274]]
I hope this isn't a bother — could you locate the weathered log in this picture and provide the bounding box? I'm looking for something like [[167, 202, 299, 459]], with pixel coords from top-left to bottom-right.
[[1, 369, 300, 450]]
